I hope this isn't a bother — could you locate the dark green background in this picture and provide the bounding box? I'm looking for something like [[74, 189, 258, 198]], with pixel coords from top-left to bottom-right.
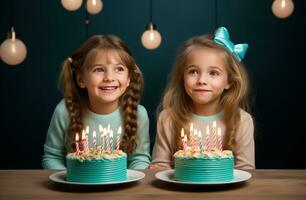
[[0, 0, 305, 169]]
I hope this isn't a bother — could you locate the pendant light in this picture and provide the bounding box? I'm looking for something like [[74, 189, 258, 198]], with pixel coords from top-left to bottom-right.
[[86, 0, 103, 15], [61, 0, 103, 15], [0, 0, 27, 66], [272, 0, 294, 19], [141, 0, 162, 50], [61, 0, 83, 11]]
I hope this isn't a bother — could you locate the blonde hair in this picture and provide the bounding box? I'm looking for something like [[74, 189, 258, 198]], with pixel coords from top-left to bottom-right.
[[159, 34, 250, 151], [59, 35, 143, 154]]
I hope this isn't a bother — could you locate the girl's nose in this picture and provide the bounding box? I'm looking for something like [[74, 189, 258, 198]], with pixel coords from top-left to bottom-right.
[[103, 71, 114, 82], [197, 73, 207, 85]]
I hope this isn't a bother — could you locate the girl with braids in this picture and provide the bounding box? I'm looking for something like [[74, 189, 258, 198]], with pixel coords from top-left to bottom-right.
[[150, 27, 255, 171], [42, 35, 151, 169]]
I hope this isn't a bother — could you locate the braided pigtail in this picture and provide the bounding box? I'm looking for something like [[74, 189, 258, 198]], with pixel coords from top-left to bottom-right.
[[120, 65, 144, 155], [59, 59, 85, 152]]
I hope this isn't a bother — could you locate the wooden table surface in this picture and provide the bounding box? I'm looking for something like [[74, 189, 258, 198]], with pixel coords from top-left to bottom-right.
[[0, 169, 305, 200]]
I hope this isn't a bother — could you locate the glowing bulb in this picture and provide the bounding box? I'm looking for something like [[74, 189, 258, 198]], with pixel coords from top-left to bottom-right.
[[0, 28, 27, 66], [61, 0, 83, 11], [141, 23, 162, 50], [86, 0, 103, 15], [272, 0, 294, 19]]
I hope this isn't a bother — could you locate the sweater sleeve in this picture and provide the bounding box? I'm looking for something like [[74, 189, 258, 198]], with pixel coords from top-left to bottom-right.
[[151, 110, 174, 168], [127, 105, 151, 169], [233, 111, 255, 169], [42, 100, 68, 169]]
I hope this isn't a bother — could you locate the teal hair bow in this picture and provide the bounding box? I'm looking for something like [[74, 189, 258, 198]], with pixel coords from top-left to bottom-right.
[[214, 27, 248, 62]]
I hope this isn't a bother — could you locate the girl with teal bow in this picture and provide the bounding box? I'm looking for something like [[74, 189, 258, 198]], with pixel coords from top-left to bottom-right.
[[150, 27, 255, 171]]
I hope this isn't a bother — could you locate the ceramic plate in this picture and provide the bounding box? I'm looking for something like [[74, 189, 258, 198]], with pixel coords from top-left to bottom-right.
[[155, 169, 251, 185], [49, 169, 145, 185]]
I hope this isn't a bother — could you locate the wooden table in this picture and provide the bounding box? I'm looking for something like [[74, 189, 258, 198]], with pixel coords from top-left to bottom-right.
[[0, 169, 305, 200]]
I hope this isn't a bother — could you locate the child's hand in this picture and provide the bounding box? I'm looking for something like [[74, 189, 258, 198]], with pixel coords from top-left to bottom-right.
[[148, 163, 171, 171]]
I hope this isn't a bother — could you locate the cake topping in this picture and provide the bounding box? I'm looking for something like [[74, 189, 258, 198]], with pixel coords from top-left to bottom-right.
[[174, 147, 233, 159], [67, 149, 127, 161]]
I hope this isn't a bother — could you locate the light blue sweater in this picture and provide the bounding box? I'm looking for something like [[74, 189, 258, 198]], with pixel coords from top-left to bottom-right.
[[42, 99, 151, 169]]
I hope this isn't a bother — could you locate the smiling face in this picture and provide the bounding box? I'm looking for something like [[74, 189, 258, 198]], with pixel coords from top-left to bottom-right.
[[77, 49, 130, 114], [183, 47, 230, 115]]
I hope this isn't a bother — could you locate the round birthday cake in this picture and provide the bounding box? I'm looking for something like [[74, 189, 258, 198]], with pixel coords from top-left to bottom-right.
[[174, 148, 234, 182], [66, 149, 127, 183]]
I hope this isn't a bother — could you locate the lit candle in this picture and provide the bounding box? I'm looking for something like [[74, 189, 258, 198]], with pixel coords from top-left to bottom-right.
[[206, 126, 210, 151], [198, 131, 203, 151], [110, 130, 114, 151], [105, 128, 110, 152], [99, 124, 103, 133], [217, 127, 223, 151], [190, 123, 195, 149], [181, 128, 185, 151], [86, 125, 89, 134], [116, 126, 122, 150], [100, 128, 106, 151], [184, 134, 188, 153], [212, 121, 217, 149], [75, 133, 80, 155], [82, 130, 88, 151], [194, 129, 198, 148], [93, 131, 96, 149]]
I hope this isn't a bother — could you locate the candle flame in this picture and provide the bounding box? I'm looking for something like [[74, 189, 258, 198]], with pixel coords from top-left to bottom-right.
[[199, 131, 202, 137], [75, 133, 79, 141], [206, 126, 210, 135], [217, 128, 221, 136], [93, 131, 96, 138], [181, 128, 184, 138], [86, 125, 89, 134], [99, 124, 103, 132], [190, 123, 193, 132], [110, 130, 113, 138], [82, 130, 86, 139], [118, 126, 122, 134], [213, 121, 217, 128]]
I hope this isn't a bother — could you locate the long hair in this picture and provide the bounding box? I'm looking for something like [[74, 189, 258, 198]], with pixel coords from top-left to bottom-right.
[[59, 35, 143, 154], [159, 34, 250, 151]]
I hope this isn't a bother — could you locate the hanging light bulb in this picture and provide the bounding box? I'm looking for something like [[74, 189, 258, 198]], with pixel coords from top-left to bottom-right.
[[86, 0, 103, 15], [0, 27, 27, 66], [272, 0, 294, 19], [61, 0, 83, 11], [141, 23, 162, 50]]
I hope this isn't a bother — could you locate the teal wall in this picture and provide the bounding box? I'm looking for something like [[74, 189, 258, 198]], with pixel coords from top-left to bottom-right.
[[0, 0, 305, 169]]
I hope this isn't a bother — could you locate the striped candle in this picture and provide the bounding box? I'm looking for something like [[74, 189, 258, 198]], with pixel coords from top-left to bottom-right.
[[183, 134, 188, 153], [75, 133, 80, 155], [93, 131, 96, 149], [206, 126, 210, 151], [189, 123, 195, 149], [110, 130, 114, 151], [217, 127, 223, 151], [116, 126, 122, 150], [81, 130, 88, 151], [105, 130, 110, 152], [198, 131, 203, 151], [181, 128, 185, 151], [212, 121, 217, 149]]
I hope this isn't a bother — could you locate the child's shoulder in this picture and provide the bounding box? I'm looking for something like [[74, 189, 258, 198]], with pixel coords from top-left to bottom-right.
[[137, 104, 149, 118], [239, 108, 253, 122], [53, 99, 69, 116]]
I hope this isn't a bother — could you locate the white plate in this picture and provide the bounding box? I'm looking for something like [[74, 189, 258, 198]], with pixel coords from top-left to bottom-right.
[[155, 169, 251, 185], [49, 169, 145, 185]]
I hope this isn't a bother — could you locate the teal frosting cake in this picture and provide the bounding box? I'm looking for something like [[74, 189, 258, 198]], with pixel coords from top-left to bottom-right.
[[174, 148, 234, 182], [66, 149, 127, 183]]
